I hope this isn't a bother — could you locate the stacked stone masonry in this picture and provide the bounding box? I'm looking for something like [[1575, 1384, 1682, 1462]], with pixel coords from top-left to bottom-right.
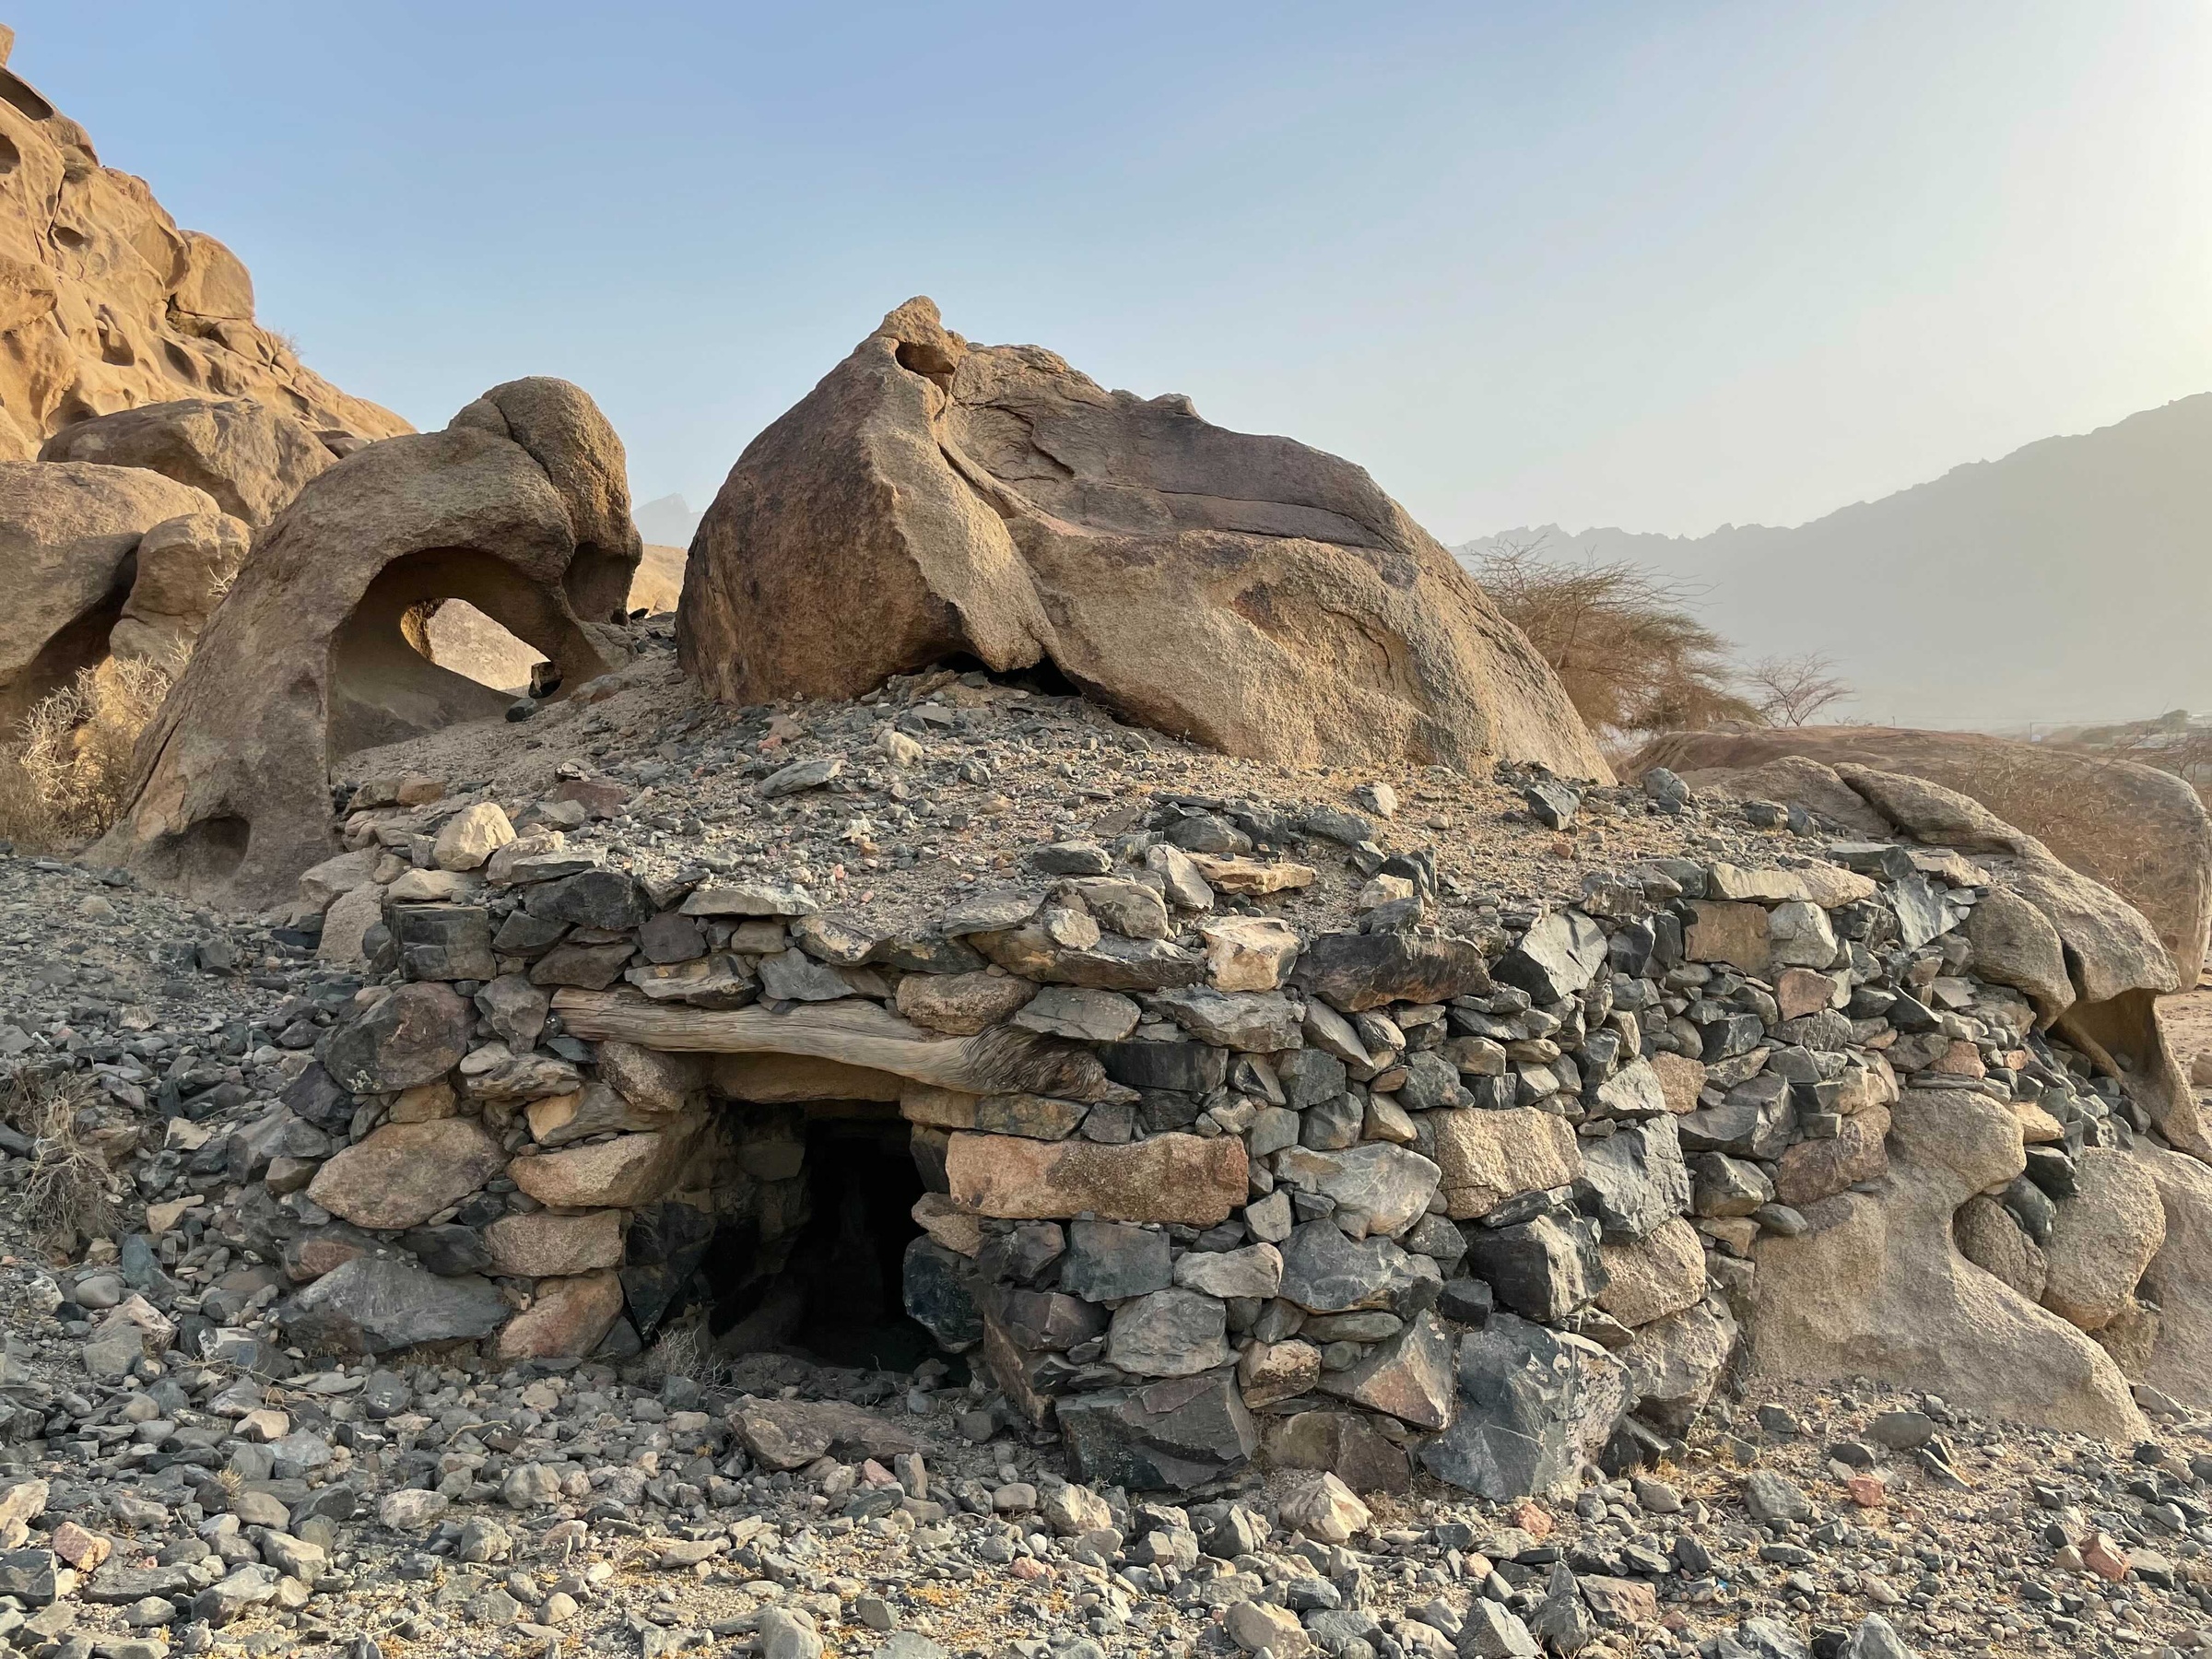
[[243, 756, 2186, 1498]]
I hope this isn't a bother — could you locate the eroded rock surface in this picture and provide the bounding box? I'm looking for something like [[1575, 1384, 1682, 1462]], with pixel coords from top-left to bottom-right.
[[678, 298, 1606, 781]]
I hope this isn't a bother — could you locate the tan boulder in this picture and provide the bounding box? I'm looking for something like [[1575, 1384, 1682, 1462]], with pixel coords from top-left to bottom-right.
[[305, 1119, 505, 1230], [2041, 1148, 2165, 1333], [0, 462, 217, 724], [894, 971, 1039, 1034], [1953, 1195, 2047, 1301], [1648, 1053, 1705, 1115], [1596, 1218, 1706, 1328], [596, 1041, 703, 1111], [945, 1131, 1246, 1226], [95, 378, 641, 903], [2134, 1147, 2212, 1409], [509, 1124, 701, 1209], [1428, 1107, 1583, 1219], [677, 298, 1606, 781], [1772, 1106, 1890, 1206], [492, 1270, 624, 1361], [41, 396, 340, 525], [106, 510, 253, 668], [1200, 916, 1303, 992], [1747, 1088, 2145, 1439], [1962, 886, 2074, 1026], [1683, 901, 1771, 975], [431, 802, 514, 872], [483, 1209, 624, 1278]]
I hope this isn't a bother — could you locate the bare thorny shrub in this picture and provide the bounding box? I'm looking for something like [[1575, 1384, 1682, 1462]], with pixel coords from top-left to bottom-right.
[[0, 655, 173, 850], [1471, 536, 1760, 748], [1470, 536, 1856, 753], [1, 1071, 124, 1253], [648, 1316, 730, 1388]]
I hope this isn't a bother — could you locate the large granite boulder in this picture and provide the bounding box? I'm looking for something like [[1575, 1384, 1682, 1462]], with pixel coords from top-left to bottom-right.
[[41, 396, 338, 525], [677, 298, 1607, 781], [1746, 1088, 2147, 1440], [0, 462, 218, 724], [94, 378, 641, 902]]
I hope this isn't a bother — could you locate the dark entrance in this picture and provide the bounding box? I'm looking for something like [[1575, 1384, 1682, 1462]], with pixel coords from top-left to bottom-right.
[[701, 1108, 957, 1376]]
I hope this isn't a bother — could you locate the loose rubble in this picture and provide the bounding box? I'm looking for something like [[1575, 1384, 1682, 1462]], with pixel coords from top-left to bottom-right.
[[6, 641, 2212, 1658]]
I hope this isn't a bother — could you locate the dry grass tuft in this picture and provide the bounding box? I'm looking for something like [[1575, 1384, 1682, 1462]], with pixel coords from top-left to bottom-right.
[[1, 1071, 124, 1251], [0, 656, 172, 849], [648, 1316, 729, 1388]]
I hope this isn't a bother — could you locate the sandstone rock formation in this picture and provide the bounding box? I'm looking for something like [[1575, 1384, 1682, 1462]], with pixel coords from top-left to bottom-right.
[[93, 378, 641, 902], [0, 460, 227, 724], [1637, 725, 2212, 987], [40, 395, 342, 525], [0, 43, 407, 460], [678, 298, 1606, 780], [1748, 1089, 2147, 1440]]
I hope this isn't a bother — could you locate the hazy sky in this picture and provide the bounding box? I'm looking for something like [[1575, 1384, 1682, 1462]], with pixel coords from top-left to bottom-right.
[[10, 1, 2209, 541]]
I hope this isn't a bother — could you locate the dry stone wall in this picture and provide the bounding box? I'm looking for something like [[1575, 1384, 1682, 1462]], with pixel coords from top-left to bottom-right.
[[243, 758, 2199, 1496]]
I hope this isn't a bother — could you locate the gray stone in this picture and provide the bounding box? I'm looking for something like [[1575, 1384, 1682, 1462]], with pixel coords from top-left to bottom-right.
[[757, 948, 853, 1002], [1273, 1143, 1443, 1237], [1840, 1613, 1912, 1659], [1009, 987, 1141, 1042], [390, 903, 497, 982], [1108, 1288, 1231, 1377], [1148, 987, 1301, 1052], [1100, 1041, 1230, 1094], [1277, 1222, 1434, 1314], [1276, 1048, 1350, 1108], [1418, 1314, 1587, 1500], [1692, 1152, 1773, 1218], [759, 754, 844, 798], [1397, 1050, 1460, 1112], [1679, 1073, 1794, 1159], [1523, 780, 1582, 830], [277, 1256, 510, 1353], [1300, 1094, 1364, 1150], [1057, 1371, 1259, 1490], [1465, 1212, 1606, 1323], [1743, 1469, 1812, 1525], [1493, 910, 1607, 1004], [1575, 1118, 1691, 1241], [1297, 932, 1493, 1012], [0, 1548, 54, 1604], [1172, 1243, 1284, 1300], [1061, 1221, 1173, 1302], [524, 868, 651, 929], [1590, 1057, 1669, 1118], [1456, 1595, 1541, 1657], [323, 982, 473, 1093], [1317, 1309, 1454, 1430], [902, 1237, 982, 1352]]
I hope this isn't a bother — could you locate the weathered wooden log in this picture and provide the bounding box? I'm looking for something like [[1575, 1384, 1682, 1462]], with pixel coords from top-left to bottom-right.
[[548, 990, 1122, 1102]]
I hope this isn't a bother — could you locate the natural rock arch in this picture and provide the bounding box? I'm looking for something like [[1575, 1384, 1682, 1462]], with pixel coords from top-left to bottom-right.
[[95, 378, 641, 902]]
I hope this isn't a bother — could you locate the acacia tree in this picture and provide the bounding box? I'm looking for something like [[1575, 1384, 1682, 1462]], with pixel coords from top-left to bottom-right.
[[1469, 535, 1759, 743], [1744, 652, 1853, 726]]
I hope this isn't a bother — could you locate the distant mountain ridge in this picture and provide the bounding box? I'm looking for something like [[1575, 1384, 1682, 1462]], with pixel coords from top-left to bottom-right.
[[1458, 394, 2212, 730], [633, 493, 702, 548]]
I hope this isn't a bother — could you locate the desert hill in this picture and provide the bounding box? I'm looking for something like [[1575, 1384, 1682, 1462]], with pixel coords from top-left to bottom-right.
[[1462, 394, 2212, 730]]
